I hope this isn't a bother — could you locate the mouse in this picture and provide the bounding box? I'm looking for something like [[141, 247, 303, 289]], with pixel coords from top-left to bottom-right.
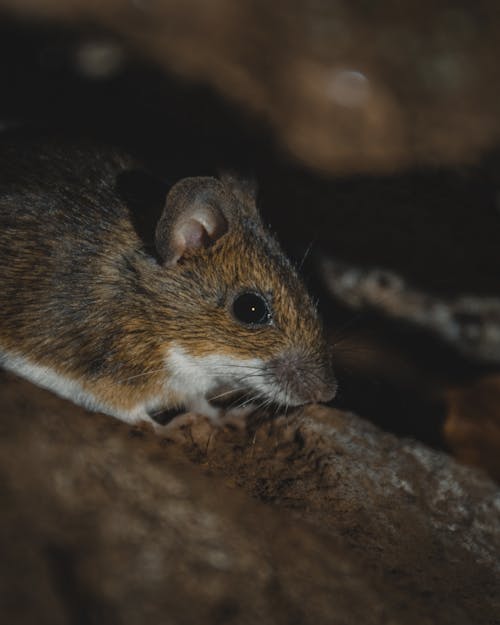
[[0, 133, 336, 426]]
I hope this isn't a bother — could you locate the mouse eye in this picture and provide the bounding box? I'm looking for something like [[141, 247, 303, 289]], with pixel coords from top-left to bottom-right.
[[231, 292, 272, 327]]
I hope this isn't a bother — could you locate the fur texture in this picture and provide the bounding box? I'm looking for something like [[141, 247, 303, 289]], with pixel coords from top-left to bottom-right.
[[0, 133, 336, 424]]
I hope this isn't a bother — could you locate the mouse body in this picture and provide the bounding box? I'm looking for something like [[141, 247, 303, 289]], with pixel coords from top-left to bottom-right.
[[0, 134, 336, 425]]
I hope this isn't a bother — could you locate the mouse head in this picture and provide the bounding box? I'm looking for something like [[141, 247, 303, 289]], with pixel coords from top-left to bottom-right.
[[152, 173, 337, 413]]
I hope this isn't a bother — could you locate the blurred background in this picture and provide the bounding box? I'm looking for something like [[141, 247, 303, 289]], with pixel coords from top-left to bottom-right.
[[0, 0, 499, 479]]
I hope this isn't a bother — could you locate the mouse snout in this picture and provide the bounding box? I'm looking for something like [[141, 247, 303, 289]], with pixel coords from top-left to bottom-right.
[[310, 376, 338, 403], [267, 349, 337, 406]]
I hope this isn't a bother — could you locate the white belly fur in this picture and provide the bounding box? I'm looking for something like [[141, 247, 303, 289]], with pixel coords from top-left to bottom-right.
[[0, 349, 151, 424]]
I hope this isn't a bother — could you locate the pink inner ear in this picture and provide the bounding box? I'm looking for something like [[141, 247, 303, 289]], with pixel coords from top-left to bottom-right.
[[181, 218, 207, 250], [168, 203, 228, 264]]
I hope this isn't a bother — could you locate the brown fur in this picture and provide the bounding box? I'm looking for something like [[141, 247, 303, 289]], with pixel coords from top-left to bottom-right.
[[0, 131, 335, 419]]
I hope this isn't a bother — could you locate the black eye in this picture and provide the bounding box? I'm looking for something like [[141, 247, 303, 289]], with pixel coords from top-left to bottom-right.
[[232, 292, 272, 326]]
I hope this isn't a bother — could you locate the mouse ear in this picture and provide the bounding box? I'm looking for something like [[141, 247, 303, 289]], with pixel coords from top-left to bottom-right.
[[155, 177, 232, 265], [219, 171, 259, 217]]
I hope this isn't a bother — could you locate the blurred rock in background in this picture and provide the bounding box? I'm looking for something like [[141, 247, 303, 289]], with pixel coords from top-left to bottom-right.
[[1, 0, 500, 173]]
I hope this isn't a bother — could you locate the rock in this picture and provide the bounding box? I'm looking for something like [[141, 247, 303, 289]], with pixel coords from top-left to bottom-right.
[[321, 256, 500, 363], [446, 375, 500, 481], [0, 0, 500, 172], [1, 373, 498, 624]]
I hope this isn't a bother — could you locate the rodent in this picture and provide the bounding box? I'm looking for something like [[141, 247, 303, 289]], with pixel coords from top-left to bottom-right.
[[0, 132, 336, 426]]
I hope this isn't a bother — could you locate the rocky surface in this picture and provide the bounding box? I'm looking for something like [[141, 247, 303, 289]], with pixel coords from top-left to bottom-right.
[[1, 373, 499, 625], [446, 375, 500, 481], [1, 0, 500, 173], [321, 256, 500, 363]]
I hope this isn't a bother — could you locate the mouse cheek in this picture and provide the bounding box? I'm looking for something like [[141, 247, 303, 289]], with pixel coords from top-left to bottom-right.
[[264, 350, 338, 406], [165, 344, 267, 413]]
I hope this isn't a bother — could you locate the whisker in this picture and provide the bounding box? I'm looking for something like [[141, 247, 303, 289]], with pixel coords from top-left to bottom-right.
[[208, 369, 264, 383], [211, 370, 264, 380], [148, 404, 184, 418], [212, 364, 263, 370], [219, 387, 260, 412], [236, 392, 263, 410], [298, 239, 316, 270], [272, 389, 283, 419], [249, 395, 273, 414], [228, 392, 259, 411], [283, 378, 291, 420], [117, 366, 167, 384], [207, 387, 243, 402]]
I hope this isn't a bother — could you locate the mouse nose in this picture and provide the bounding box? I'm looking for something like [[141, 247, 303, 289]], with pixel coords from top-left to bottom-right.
[[310, 375, 338, 403], [267, 350, 337, 406]]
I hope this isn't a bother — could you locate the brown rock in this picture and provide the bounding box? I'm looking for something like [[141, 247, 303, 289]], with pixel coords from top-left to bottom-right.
[[321, 256, 500, 363], [0, 0, 499, 172], [446, 375, 500, 481], [0, 373, 499, 624]]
